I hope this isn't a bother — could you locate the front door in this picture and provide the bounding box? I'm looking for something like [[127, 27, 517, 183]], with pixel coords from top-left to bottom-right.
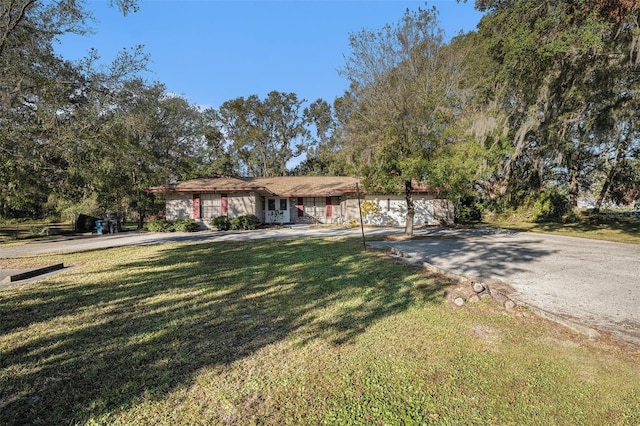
[[265, 198, 290, 224]]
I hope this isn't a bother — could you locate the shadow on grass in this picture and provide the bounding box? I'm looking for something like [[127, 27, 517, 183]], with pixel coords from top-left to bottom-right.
[[534, 216, 640, 234], [485, 214, 640, 243], [0, 238, 445, 424]]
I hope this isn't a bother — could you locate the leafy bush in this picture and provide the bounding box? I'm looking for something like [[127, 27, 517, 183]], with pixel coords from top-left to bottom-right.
[[360, 200, 381, 217], [533, 190, 570, 222], [455, 197, 482, 223], [230, 214, 261, 230], [229, 217, 241, 230], [244, 214, 261, 229], [211, 216, 231, 231], [173, 218, 200, 232], [144, 219, 174, 232]]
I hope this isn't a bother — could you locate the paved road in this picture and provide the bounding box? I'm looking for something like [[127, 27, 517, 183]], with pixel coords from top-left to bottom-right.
[[369, 227, 640, 346], [2, 226, 639, 346]]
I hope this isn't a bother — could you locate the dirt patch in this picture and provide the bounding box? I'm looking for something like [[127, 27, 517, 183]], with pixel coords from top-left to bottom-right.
[[385, 234, 415, 241]]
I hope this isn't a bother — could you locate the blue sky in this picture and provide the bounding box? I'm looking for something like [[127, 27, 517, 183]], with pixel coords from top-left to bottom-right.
[[55, 1, 483, 110]]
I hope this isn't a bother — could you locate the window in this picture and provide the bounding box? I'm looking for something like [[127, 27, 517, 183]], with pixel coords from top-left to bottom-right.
[[268, 199, 276, 211], [201, 193, 221, 219], [303, 197, 325, 219]]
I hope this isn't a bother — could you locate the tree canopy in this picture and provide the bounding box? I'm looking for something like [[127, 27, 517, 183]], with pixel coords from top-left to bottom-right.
[[3, 0, 640, 226], [213, 92, 330, 177], [469, 0, 640, 210]]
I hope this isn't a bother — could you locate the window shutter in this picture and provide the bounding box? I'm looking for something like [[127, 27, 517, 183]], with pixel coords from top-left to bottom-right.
[[221, 194, 228, 215], [192, 194, 201, 219]]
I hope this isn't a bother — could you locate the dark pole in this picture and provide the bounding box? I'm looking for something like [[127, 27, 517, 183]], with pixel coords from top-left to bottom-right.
[[356, 183, 366, 250]]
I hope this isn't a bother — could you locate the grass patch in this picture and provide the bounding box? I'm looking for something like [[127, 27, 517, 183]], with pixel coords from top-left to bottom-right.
[[1, 238, 638, 424], [0, 222, 139, 244], [482, 212, 640, 244]]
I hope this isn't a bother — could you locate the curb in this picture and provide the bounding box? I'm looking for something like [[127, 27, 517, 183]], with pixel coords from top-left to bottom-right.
[[1, 263, 65, 283]]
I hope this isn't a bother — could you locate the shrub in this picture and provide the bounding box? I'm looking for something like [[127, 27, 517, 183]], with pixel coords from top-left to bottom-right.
[[360, 200, 381, 217], [533, 190, 570, 222], [230, 217, 241, 230], [173, 218, 200, 232], [211, 216, 231, 231], [144, 219, 174, 232], [230, 214, 261, 230], [243, 214, 261, 230], [455, 197, 482, 223]]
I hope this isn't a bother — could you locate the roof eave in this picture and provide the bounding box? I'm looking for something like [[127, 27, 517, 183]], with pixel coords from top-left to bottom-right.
[[146, 186, 276, 196]]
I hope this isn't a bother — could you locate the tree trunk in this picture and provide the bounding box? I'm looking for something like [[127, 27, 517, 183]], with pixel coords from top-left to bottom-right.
[[137, 208, 144, 230], [566, 153, 580, 209], [404, 180, 415, 237], [568, 171, 580, 208], [594, 168, 615, 213], [594, 135, 628, 213]]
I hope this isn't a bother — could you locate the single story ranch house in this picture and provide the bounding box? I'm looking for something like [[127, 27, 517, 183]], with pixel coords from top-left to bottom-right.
[[147, 175, 454, 227]]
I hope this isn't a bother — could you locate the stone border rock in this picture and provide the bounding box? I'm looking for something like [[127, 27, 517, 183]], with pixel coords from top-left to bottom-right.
[[385, 245, 603, 340], [386, 246, 517, 309], [421, 259, 517, 310]]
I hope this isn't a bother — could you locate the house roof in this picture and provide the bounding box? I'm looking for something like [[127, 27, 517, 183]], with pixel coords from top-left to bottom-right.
[[251, 176, 360, 197], [146, 176, 274, 195], [147, 175, 433, 197]]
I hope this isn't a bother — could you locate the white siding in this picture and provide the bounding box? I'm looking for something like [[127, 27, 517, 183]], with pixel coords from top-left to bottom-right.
[[228, 193, 256, 218], [340, 196, 361, 225], [341, 194, 454, 227], [166, 193, 192, 221]]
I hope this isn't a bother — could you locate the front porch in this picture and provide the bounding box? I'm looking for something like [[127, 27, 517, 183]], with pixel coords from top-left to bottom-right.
[[263, 196, 344, 225]]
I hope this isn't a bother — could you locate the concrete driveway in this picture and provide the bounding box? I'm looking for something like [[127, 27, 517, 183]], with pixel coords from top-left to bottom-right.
[[2, 226, 639, 346], [368, 227, 640, 346], [0, 226, 394, 258]]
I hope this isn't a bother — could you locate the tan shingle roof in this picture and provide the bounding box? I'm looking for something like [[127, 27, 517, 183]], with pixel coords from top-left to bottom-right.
[[146, 175, 360, 196], [146, 176, 272, 194], [252, 176, 360, 197]]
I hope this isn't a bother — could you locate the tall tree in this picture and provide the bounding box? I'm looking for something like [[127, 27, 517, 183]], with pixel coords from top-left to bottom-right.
[[95, 79, 206, 227], [340, 6, 457, 235], [0, 0, 141, 219], [473, 0, 640, 208], [289, 97, 352, 176], [214, 91, 320, 177], [198, 108, 237, 177]]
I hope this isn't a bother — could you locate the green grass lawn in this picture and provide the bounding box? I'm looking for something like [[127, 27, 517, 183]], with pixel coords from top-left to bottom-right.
[[482, 213, 640, 244], [1, 238, 638, 425]]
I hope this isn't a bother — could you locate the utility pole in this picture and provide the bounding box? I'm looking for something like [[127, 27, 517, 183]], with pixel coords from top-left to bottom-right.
[[356, 183, 366, 250]]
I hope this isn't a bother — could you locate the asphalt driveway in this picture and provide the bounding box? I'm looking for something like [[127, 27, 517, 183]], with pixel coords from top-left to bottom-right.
[[2, 226, 639, 346], [369, 227, 640, 346], [0, 226, 393, 259]]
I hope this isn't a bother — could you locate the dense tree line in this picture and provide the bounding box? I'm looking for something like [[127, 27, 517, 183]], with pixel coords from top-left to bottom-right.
[[2, 0, 640, 231], [0, 0, 328, 223], [315, 0, 640, 234]]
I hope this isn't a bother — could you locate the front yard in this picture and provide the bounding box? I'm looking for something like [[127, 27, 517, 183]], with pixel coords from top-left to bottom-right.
[[482, 212, 640, 244], [1, 238, 638, 424]]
